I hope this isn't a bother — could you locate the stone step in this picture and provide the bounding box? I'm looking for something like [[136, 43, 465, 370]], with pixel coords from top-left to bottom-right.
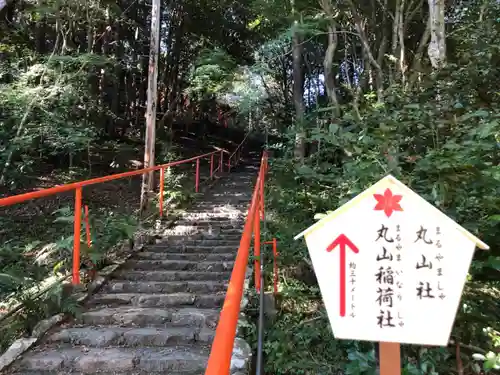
[[47, 326, 215, 348], [136, 251, 235, 262], [195, 198, 250, 205], [104, 280, 228, 294], [163, 234, 243, 242], [79, 306, 219, 328], [178, 216, 243, 223], [164, 227, 243, 236], [182, 206, 246, 212], [114, 270, 231, 282], [173, 220, 243, 229], [146, 244, 239, 253], [174, 215, 243, 220], [215, 183, 254, 188], [171, 220, 244, 228], [179, 211, 245, 219], [192, 203, 248, 209], [88, 292, 225, 309], [157, 235, 242, 243], [211, 190, 252, 196], [190, 197, 248, 203], [123, 260, 234, 272], [14, 346, 209, 374], [179, 213, 244, 219], [161, 229, 240, 238]]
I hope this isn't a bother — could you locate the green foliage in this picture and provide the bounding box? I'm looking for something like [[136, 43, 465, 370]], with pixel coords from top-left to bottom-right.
[[0, 58, 100, 183], [0, 204, 138, 351], [0, 283, 81, 352], [257, 2, 500, 374], [188, 47, 238, 98], [472, 328, 500, 372]]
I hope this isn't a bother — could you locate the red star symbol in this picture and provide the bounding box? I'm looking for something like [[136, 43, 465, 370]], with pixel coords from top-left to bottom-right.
[[373, 188, 403, 217]]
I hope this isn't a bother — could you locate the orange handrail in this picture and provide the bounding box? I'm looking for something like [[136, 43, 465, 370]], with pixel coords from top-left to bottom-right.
[[205, 150, 268, 375], [0, 147, 238, 285], [0, 150, 223, 207], [228, 132, 250, 167]]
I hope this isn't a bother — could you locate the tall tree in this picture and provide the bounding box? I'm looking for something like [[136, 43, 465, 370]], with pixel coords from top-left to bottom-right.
[[292, 0, 305, 162], [140, 0, 161, 212], [320, 0, 340, 117], [427, 0, 446, 68]]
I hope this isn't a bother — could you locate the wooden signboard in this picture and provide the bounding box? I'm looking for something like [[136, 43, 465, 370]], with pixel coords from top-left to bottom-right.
[[295, 175, 489, 374]]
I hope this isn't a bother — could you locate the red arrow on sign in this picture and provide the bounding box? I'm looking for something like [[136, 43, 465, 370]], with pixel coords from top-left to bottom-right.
[[327, 234, 359, 317]]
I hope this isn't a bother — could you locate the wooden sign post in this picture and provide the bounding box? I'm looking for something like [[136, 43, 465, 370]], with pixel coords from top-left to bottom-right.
[[379, 342, 400, 375], [295, 175, 489, 374]]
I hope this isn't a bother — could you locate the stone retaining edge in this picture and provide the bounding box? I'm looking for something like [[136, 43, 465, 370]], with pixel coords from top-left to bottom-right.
[[230, 265, 253, 374]]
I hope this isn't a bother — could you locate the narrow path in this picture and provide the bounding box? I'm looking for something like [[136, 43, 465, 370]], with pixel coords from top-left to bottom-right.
[[8, 159, 259, 375]]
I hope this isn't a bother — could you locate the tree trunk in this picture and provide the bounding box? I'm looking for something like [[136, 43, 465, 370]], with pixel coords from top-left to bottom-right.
[[292, 1, 305, 162], [320, 0, 340, 117], [408, 16, 430, 89], [390, 0, 401, 83], [112, 23, 123, 136], [140, 0, 161, 212], [427, 0, 446, 68], [398, 0, 406, 84], [347, 0, 385, 102]]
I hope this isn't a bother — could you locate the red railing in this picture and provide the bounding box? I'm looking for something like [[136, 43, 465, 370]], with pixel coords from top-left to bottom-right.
[[205, 150, 279, 375], [227, 132, 249, 173], [0, 145, 245, 286]]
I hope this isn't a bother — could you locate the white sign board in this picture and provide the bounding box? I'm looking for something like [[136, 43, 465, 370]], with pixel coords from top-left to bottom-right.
[[295, 175, 488, 346]]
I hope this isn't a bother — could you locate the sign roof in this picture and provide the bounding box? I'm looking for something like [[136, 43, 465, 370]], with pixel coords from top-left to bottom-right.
[[294, 175, 489, 250]]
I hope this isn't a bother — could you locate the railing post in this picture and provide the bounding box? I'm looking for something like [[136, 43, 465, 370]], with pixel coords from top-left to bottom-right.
[[159, 167, 165, 217], [265, 238, 279, 296], [220, 151, 223, 174], [273, 238, 278, 295], [254, 192, 261, 292], [210, 154, 214, 178], [260, 164, 265, 220], [195, 158, 200, 193], [73, 188, 82, 285]]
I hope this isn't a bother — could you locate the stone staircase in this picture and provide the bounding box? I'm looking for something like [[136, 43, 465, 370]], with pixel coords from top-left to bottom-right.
[[7, 160, 259, 375]]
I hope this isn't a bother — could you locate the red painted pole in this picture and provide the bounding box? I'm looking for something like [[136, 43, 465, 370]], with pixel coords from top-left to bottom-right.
[[265, 239, 279, 295], [210, 154, 214, 178], [73, 188, 82, 285], [254, 194, 261, 292], [260, 165, 265, 220], [159, 167, 164, 217], [195, 159, 200, 193], [273, 238, 278, 295]]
